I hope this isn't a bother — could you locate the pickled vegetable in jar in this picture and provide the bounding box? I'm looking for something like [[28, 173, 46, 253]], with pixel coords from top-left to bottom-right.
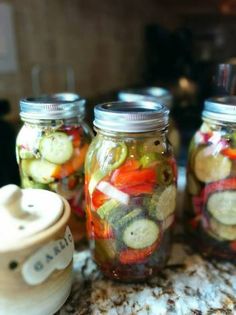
[[16, 93, 93, 242], [85, 100, 177, 282], [118, 87, 181, 157], [185, 96, 236, 260]]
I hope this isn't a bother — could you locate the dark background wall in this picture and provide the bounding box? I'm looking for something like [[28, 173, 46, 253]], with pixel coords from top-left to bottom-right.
[[0, 0, 227, 122]]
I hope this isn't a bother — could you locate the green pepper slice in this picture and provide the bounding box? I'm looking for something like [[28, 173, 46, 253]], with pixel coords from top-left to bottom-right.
[[88, 142, 128, 194]]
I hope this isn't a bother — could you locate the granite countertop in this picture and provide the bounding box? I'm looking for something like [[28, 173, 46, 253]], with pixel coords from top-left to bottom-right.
[[58, 230, 236, 315], [58, 169, 236, 315]]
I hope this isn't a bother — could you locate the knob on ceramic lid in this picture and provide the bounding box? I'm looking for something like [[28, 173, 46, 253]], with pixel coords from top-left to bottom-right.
[[0, 185, 64, 251]]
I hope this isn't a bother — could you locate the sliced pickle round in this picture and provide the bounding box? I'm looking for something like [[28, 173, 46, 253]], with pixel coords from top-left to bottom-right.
[[21, 175, 49, 189], [207, 191, 236, 225], [122, 219, 159, 249], [147, 185, 177, 220], [117, 208, 143, 228], [162, 214, 175, 231], [194, 148, 231, 183], [39, 132, 73, 164], [22, 159, 57, 184], [210, 217, 236, 241]]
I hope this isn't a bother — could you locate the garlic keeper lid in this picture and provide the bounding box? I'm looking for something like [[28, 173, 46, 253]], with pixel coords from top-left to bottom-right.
[[94, 100, 169, 132], [203, 96, 236, 123], [0, 185, 64, 251]]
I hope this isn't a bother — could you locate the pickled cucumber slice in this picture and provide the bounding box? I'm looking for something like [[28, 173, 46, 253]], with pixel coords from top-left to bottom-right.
[[39, 132, 73, 164], [122, 219, 159, 249], [97, 199, 123, 223], [207, 191, 236, 225], [21, 159, 57, 184], [21, 175, 49, 189], [210, 217, 236, 241], [117, 208, 142, 227], [194, 148, 231, 183], [162, 214, 175, 231], [187, 173, 201, 196], [146, 185, 177, 220]]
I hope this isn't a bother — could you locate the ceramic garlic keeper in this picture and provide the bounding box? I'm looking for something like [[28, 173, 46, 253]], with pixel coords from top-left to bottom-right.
[[0, 185, 74, 315]]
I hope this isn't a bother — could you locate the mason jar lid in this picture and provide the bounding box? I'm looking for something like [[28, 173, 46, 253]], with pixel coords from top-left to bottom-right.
[[203, 96, 236, 123], [20, 93, 86, 120], [118, 87, 173, 108], [94, 100, 169, 132]]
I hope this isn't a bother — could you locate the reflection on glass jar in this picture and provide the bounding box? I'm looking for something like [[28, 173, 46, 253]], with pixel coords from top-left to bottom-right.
[[16, 93, 93, 243], [118, 87, 181, 157], [185, 96, 236, 260], [85, 100, 177, 282]]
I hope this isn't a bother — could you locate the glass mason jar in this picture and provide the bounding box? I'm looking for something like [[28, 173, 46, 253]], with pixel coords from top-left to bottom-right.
[[85, 100, 177, 281], [118, 87, 181, 157], [16, 93, 93, 242], [185, 96, 236, 260]]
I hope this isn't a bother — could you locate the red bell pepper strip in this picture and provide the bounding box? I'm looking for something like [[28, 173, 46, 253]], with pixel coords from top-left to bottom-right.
[[110, 159, 140, 187], [120, 183, 154, 196], [116, 159, 141, 172], [119, 241, 159, 264], [111, 167, 157, 188], [92, 189, 109, 209], [63, 126, 83, 147], [221, 147, 236, 160]]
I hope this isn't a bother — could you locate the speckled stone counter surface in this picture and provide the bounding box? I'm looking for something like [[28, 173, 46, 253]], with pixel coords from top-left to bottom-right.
[[58, 232, 236, 315]]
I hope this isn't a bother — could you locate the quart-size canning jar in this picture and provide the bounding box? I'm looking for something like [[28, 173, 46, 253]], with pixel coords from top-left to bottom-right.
[[185, 96, 236, 260], [118, 87, 181, 157], [16, 93, 93, 242], [85, 100, 177, 281]]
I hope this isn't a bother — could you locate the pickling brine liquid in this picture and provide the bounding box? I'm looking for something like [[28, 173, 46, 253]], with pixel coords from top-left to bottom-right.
[[17, 94, 93, 243], [16, 121, 92, 241], [185, 120, 236, 260], [85, 131, 177, 281]]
